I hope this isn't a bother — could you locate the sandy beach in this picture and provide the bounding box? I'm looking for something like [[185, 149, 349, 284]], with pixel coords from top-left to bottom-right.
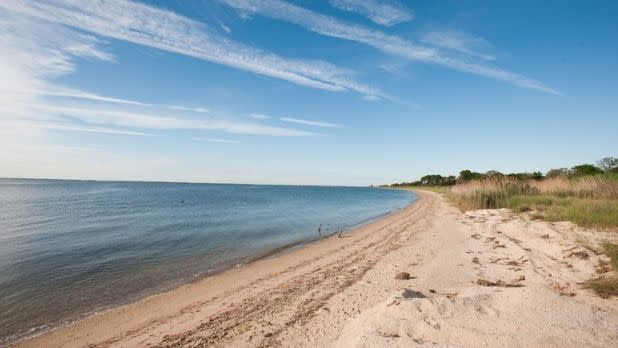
[[18, 190, 618, 347]]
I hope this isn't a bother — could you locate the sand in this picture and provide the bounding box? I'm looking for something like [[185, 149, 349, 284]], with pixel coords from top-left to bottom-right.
[[17, 190, 618, 347]]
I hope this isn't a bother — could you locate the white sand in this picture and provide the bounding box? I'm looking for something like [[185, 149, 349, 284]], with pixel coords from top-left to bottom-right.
[[18, 190, 618, 347]]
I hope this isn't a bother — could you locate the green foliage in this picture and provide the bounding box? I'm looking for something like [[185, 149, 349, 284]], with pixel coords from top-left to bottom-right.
[[485, 170, 504, 177], [455, 193, 618, 228], [457, 170, 486, 183], [390, 174, 455, 187], [419, 174, 456, 186], [603, 242, 618, 269], [543, 199, 618, 227], [506, 172, 544, 180], [570, 164, 604, 177]]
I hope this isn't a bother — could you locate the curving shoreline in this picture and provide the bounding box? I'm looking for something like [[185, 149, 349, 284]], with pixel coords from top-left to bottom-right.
[[17, 190, 618, 347], [12, 191, 419, 347], [1, 184, 414, 347]]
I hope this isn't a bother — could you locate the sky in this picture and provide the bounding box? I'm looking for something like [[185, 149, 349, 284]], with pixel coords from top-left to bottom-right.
[[1, 0, 617, 186]]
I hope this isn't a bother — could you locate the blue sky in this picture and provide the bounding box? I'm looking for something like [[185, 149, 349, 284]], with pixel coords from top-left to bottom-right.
[[1, 0, 616, 185]]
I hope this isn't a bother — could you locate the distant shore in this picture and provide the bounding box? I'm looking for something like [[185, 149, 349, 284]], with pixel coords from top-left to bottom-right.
[[18, 191, 618, 347]]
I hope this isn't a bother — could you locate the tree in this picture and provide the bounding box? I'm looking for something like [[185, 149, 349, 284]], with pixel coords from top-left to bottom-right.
[[420, 174, 444, 186], [418, 174, 456, 186], [598, 157, 618, 173], [570, 164, 603, 177], [457, 170, 485, 183], [485, 170, 504, 177]]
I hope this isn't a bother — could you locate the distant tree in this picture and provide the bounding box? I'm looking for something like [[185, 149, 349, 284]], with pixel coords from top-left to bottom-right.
[[420, 174, 444, 186], [411, 174, 457, 186], [457, 170, 485, 183], [444, 175, 457, 186], [598, 157, 618, 173], [546, 168, 569, 178], [570, 164, 603, 177], [485, 170, 504, 177]]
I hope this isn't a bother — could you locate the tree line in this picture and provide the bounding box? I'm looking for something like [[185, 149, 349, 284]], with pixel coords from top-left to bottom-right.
[[389, 157, 618, 187]]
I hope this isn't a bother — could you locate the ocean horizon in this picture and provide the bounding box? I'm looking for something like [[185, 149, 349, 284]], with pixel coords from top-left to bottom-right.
[[0, 178, 415, 344]]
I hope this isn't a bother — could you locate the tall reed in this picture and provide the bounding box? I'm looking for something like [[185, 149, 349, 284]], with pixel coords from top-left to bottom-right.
[[450, 175, 618, 210]]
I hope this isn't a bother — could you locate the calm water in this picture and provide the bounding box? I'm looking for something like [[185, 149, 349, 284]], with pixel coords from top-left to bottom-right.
[[0, 179, 415, 343]]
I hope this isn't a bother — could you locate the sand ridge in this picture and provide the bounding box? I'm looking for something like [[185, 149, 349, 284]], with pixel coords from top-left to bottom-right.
[[17, 191, 618, 347]]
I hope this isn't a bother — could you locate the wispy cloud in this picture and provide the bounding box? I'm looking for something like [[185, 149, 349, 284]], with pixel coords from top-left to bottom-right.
[[215, 17, 232, 33], [362, 95, 381, 102], [168, 105, 211, 113], [329, 0, 413, 26], [218, 0, 558, 94], [38, 86, 152, 106], [280, 117, 343, 128], [0, 1, 330, 144], [193, 137, 239, 143], [0, 11, 151, 117], [2, 120, 156, 136], [26, 103, 319, 137], [249, 113, 271, 120], [1, 0, 379, 97], [422, 31, 496, 61]]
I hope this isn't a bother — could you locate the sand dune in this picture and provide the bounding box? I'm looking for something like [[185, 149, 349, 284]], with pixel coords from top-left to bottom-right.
[[19, 191, 618, 347]]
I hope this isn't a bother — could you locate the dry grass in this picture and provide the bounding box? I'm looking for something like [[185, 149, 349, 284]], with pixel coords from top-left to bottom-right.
[[585, 277, 618, 298], [451, 175, 618, 208], [532, 176, 618, 199], [448, 175, 618, 228], [586, 243, 618, 298]]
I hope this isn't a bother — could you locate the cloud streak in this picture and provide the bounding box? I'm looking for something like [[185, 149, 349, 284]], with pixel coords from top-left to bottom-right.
[[1, 0, 379, 97], [329, 0, 413, 26], [193, 137, 239, 143], [280, 117, 343, 128], [422, 31, 496, 61], [249, 113, 271, 120], [219, 0, 558, 94], [38, 86, 152, 106], [26, 103, 319, 137], [2, 120, 156, 136], [168, 105, 211, 113]]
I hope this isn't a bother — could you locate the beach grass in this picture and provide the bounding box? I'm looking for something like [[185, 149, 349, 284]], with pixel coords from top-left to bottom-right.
[[448, 175, 618, 228], [585, 276, 618, 298], [604, 242, 618, 269], [507, 195, 618, 227], [585, 243, 618, 298]]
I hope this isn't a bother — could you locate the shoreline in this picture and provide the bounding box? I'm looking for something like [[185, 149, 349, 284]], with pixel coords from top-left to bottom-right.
[[11, 191, 417, 347], [16, 190, 618, 347], [246, 196, 415, 264]]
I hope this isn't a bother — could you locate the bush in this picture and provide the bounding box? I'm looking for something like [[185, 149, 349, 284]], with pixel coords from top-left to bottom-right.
[[571, 164, 604, 177]]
